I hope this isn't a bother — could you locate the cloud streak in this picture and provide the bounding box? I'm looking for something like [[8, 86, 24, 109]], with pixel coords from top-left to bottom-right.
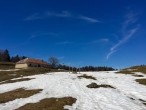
[[89, 38, 109, 45], [79, 16, 101, 23], [24, 13, 41, 21], [106, 50, 117, 60], [24, 11, 101, 23], [110, 28, 138, 52], [106, 11, 139, 60]]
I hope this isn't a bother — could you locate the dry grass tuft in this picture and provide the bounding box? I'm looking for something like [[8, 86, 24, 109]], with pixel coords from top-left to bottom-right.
[[139, 99, 145, 102], [78, 74, 96, 80], [87, 82, 115, 89], [0, 78, 33, 85], [16, 97, 77, 110], [136, 79, 146, 86], [0, 88, 42, 103], [143, 103, 146, 106], [132, 74, 144, 77], [139, 99, 146, 106]]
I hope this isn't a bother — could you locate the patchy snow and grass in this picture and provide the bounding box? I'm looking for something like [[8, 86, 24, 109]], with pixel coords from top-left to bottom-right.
[[0, 71, 146, 110], [0, 69, 20, 72]]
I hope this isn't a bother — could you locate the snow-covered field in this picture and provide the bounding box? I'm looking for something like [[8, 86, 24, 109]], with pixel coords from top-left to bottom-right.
[[0, 71, 146, 110]]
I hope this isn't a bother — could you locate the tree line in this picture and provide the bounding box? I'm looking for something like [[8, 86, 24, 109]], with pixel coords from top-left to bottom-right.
[[56, 64, 115, 71], [48, 56, 115, 71], [0, 49, 115, 71], [0, 49, 27, 63]]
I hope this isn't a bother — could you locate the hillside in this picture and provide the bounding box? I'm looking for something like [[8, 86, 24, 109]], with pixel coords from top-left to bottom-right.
[[117, 65, 146, 74], [0, 62, 15, 70]]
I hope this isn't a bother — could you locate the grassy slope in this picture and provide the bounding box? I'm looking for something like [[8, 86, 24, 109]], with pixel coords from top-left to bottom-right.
[[0, 63, 69, 83], [117, 65, 146, 86], [0, 62, 15, 70], [117, 65, 146, 74], [0, 67, 51, 82], [0, 62, 68, 83]]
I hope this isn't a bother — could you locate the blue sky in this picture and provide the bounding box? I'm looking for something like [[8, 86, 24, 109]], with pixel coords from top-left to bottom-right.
[[0, 0, 146, 68]]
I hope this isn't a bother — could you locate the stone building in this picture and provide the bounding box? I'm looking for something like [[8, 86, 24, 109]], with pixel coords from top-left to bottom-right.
[[15, 58, 50, 69]]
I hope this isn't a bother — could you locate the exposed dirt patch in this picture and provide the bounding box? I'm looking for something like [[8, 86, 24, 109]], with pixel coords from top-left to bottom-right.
[[16, 97, 77, 110], [116, 70, 134, 74], [0, 88, 42, 103], [78, 74, 96, 80], [129, 97, 135, 100], [132, 74, 144, 77], [0, 78, 33, 85], [139, 99, 145, 102], [87, 82, 115, 89], [136, 79, 146, 86], [139, 99, 146, 106]]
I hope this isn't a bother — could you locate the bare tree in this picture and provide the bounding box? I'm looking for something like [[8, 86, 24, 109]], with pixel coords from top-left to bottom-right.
[[49, 56, 59, 68]]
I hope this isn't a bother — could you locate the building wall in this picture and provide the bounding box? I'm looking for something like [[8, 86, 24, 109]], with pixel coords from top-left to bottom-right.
[[15, 63, 28, 69], [27, 63, 40, 67], [15, 63, 50, 69], [27, 63, 50, 68]]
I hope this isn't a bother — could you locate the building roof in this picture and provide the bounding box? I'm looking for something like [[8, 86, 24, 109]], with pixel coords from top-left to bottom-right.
[[16, 58, 49, 65]]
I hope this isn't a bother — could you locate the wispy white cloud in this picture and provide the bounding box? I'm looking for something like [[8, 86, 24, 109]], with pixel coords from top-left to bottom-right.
[[24, 13, 42, 21], [110, 28, 138, 52], [106, 50, 117, 60], [79, 16, 101, 23], [56, 41, 72, 45], [89, 38, 109, 44], [122, 11, 139, 35], [106, 11, 140, 60], [24, 11, 71, 21], [24, 11, 100, 23]]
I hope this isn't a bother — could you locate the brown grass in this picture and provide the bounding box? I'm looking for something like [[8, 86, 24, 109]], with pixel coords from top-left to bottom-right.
[[117, 65, 146, 74], [0, 88, 42, 103], [116, 70, 134, 74], [129, 97, 135, 100], [132, 74, 144, 77], [136, 79, 146, 86], [139, 99, 146, 106], [87, 83, 115, 89], [78, 74, 96, 80], [0, 67, 51, 82], [0, 62, 15, 69], [139, 99, 145, 102], [16, 97, 77, 110], [0, 78, 33, 85]]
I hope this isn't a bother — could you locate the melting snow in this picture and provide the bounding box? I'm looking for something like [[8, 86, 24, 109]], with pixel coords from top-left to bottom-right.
[[0, 71, 146, 110]]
